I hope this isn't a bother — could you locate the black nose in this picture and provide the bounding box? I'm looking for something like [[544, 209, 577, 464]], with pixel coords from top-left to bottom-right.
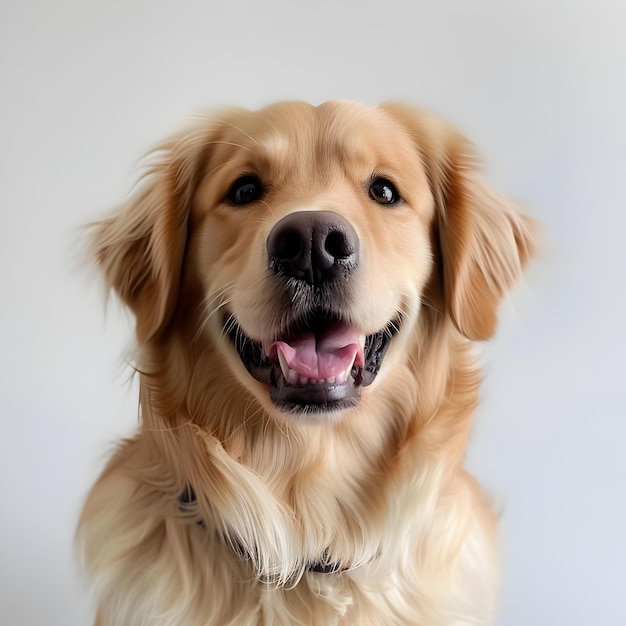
[[267, 210, 359, 285]]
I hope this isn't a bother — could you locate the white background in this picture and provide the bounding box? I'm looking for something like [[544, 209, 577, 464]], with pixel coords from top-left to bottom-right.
[[1, 1, 625, 624]]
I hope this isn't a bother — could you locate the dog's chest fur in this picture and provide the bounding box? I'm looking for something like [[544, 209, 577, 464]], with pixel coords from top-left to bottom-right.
[[81, 398, 497, 625], [78, 100, 534, 625]]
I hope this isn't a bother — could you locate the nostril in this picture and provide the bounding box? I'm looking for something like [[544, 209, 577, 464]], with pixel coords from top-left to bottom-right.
[[324, 230, 354, 260], [273, 227, 303, 261]]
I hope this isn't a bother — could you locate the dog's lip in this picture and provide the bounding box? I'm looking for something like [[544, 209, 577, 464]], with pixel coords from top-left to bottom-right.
[[225, 310, 400, 412]]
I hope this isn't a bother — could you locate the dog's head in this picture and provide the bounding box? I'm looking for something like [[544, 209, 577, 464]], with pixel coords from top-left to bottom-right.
[[93, 101, 534, 421]]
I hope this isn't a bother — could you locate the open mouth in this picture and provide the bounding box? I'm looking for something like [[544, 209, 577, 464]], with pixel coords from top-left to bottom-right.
[[226, 309, 400, 413]]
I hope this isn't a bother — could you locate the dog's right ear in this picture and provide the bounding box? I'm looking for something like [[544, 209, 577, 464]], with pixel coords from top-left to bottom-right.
[[383, 103, 536, 341], [91, 131, 206, 343]]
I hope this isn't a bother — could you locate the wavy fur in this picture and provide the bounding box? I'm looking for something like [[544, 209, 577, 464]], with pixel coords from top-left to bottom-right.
[[78, 100, 535, 625]]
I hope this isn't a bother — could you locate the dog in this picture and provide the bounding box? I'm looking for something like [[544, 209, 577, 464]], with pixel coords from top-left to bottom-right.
[[77, 100, 535, 625]]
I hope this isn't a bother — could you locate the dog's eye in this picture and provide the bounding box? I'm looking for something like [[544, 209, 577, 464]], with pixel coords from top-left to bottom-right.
[[369, 178, 399, 205], [226, 175, 264, 205]]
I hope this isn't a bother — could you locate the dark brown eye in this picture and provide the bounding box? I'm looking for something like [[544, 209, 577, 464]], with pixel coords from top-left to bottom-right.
[[369, 178, 399, 205], [226, 175, 264, 205]]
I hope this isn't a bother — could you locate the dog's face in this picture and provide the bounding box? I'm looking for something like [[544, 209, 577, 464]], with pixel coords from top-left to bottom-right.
[[189, 101, 434, 415], [94, 100, 533, 422]]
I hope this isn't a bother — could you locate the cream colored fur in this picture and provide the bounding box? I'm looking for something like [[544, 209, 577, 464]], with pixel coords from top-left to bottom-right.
[[78, 100, 534, 625]]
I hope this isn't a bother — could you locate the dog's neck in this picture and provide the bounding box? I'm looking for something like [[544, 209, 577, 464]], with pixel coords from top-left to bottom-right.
[[178, 485, 349, 575]]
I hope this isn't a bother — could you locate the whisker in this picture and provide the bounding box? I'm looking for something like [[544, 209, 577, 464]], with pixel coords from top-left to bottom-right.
[[202, 282, 236, 316], [192, 282, 237, 343], [194, 297, 234, 344], [419, 295, 441, 315], [222, 313, 239, 339]]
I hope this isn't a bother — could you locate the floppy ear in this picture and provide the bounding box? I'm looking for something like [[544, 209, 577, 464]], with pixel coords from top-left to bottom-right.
[[92, 134, 203, 343], [383, 103, 536, 340]]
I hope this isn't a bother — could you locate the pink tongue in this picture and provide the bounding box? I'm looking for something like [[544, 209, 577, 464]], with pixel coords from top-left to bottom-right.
[[267, 321, 365, 380]]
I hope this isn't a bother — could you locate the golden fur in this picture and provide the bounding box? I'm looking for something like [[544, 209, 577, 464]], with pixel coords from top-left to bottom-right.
[[77, 100, 535, 625]]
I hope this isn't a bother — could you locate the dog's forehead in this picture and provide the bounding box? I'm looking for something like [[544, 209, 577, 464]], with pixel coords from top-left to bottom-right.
[[216, 101, 418, 169]]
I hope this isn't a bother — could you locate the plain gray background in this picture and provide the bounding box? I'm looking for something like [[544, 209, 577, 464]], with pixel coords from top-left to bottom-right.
[[1, 1, 625, 624]]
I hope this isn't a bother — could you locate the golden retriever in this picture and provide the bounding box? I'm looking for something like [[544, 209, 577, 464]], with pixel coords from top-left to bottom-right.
[[77, 100, 535, 625]]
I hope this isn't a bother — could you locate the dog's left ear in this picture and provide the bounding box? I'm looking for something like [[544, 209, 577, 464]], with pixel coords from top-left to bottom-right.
[[383, 103, 536, 340]]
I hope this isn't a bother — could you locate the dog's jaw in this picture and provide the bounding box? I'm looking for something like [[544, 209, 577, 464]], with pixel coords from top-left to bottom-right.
[[225, 310, 400, 415]]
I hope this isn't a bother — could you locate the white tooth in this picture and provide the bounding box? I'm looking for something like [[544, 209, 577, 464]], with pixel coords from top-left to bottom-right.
[[337, 368, 350, 385], [277, 351, 303, 387], [277, 350, 290, 380], [287, 368, 300, 386], [299, 376, 309, 386], [318, 379, 325, 384]]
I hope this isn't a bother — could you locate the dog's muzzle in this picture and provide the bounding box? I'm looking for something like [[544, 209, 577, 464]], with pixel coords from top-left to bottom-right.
[[227, 211, 399, 414]]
